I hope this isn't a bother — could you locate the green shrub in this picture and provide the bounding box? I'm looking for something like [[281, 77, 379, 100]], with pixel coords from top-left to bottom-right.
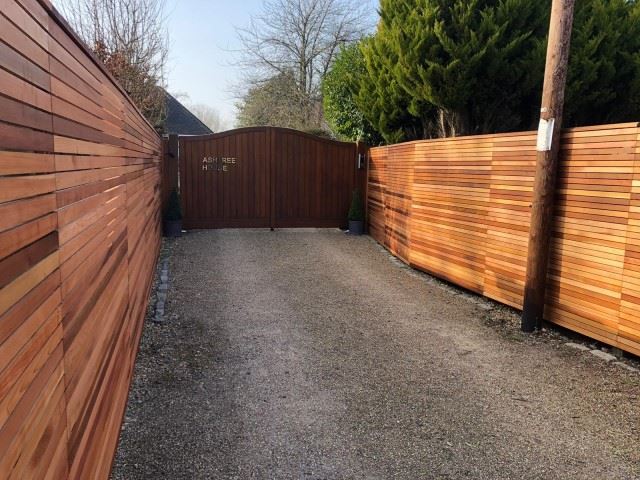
[[322, 42, 383, 145], [303, 128, 334, 139], [164, 189, 182, 221], [348, 190, 364, 221]]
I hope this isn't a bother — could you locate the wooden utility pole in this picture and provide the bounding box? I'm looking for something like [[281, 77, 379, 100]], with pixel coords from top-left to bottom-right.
[[521, 0, 576, 332]]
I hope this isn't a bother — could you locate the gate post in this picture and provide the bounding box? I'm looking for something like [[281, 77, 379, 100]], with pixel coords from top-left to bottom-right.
[[356, 141, 370, 232], [168, 133, 179, 161], [162, 134, 179, 213]]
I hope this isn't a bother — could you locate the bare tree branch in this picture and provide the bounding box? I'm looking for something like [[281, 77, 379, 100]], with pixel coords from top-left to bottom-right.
[[59, 0, 169, 129], [187, 103, 232, 132], [235, 0, 371, 128]]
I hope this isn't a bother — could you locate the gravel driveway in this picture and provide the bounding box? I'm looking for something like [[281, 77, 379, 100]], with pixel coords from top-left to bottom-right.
[[112, 229, 640, 480]]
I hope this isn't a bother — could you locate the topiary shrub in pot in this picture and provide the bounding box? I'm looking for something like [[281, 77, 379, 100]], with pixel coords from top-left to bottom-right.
[[163, 189, 183, 237], [347, 189, 365, 235]]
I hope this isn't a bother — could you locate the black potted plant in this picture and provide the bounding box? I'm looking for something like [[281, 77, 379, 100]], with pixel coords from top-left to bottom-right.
[[163, 189, 183, 237], [347, 189, 365, 235]]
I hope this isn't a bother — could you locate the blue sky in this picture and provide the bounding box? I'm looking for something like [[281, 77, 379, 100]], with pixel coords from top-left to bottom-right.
[[165, 0, 380, 127]]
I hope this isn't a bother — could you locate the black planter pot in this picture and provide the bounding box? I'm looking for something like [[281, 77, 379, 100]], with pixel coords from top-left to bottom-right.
[[348, 220, 364, 235], [163, 219, 182, 237]]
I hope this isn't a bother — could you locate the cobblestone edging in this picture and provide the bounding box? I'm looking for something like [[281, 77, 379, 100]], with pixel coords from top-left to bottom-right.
[[152, 258, 169, 323], [565, 342, 640, 373]]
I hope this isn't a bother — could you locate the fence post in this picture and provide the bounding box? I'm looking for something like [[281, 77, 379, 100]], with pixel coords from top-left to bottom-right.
[[168, 133, 179, 161], [162, 134, 179, 213], [356, 141, 370, 232], [521, 0, 575, 332]]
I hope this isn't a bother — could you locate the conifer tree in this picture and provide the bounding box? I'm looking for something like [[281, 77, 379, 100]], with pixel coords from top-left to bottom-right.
[[564, 0, 640, 126], [336, 0, 640, 143], [358, 5, 434, 143], [387, 0, 548, 137]]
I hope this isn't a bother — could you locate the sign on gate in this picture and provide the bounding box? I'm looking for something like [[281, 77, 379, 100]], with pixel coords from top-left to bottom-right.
[[202, 156, 238, 172]]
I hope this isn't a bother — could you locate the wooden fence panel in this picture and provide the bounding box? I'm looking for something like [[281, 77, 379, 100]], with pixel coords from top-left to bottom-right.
[[367, 145, 413, 261], [546, 124, 636, 348], [366, 146, 388, 249], [411, 135, 492, 292], [619, 128, 640, 355], [483, 132, 536, 308], [368, 122, 640, 356], [0, 1, 161, 479]]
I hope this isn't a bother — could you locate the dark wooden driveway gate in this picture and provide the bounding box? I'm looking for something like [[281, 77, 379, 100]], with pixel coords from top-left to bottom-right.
[[170, 127, 366, 229]]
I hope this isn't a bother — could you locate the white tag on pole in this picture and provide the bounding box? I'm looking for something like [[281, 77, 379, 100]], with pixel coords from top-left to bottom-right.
[[536, 118, 555, 152]]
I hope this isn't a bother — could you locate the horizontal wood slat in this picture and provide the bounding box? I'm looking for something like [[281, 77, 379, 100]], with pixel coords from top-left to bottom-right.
[[0, 1, 161, 479], [368, 123, 640, 356]]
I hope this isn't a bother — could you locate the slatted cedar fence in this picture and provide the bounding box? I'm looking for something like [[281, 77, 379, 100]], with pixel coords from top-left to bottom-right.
[[368, 122, 640, 356], [0, 1, 161, 478]]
